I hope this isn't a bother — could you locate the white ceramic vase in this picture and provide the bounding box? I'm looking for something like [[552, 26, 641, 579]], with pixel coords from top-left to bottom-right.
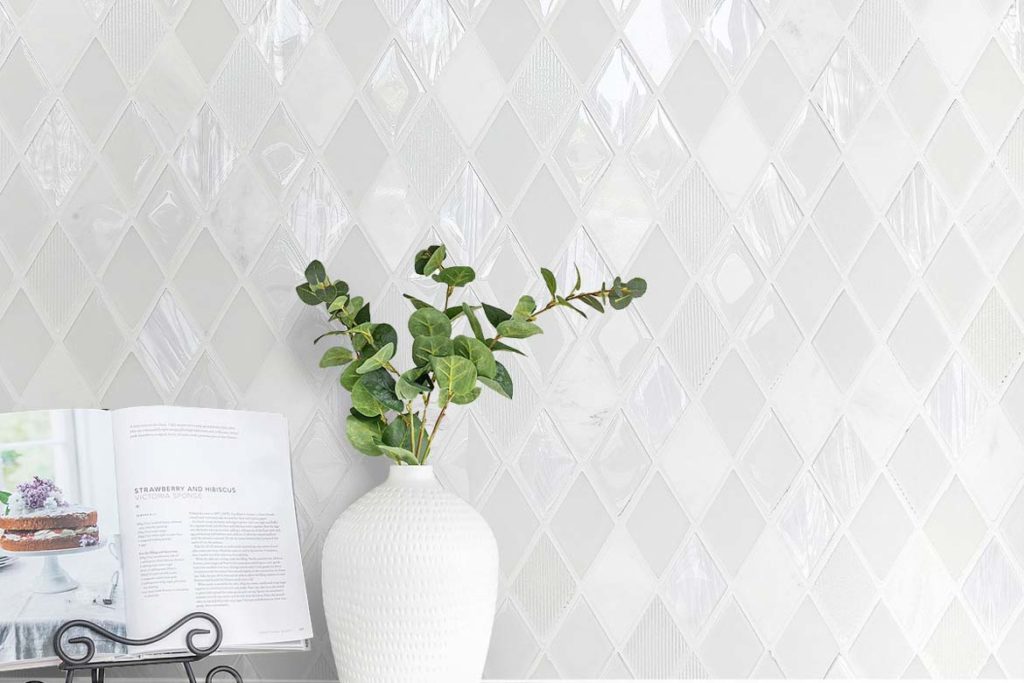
[[322, 465, 499, 683]]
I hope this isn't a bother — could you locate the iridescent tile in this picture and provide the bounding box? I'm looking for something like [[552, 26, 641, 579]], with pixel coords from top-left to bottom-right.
[[102, 102, 160, 203], [736, 166, 802, 267], [664, 536, 727, 633], [138, 166, 197, 267], [778, 474, 839, 577], [701, 0, 764, 75], [812, 41, 875, 144], [254, 105, 309, 197], [963, 541, 1024, 639], [401, 0, 464, 83], [630, 105, 689, 196], [626, 350, 687, 449], [554, 104, 612, 200], [289, 165, 350, 262], [364, 42, 424, 138], [174, 105, 238, 207], [927, 356, 989, 456], [438, 165, 500, 264], [24, 102, 88, 206], [591, 417, 650, 514], [590, 42, 652, 147], [624, 0, 690, 84], [516, 411, 576, 513], [137, 291, 202, 395], [248, 0, 314, 84], [813, 418, 873, 516], [887, 164, 950, 271]]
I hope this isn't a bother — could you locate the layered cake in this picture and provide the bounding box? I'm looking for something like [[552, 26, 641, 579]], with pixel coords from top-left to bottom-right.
[[0, 477, 99, 551]]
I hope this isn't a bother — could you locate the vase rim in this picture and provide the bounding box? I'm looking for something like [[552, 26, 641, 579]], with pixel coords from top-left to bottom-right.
[[387, 464, 435, 482]]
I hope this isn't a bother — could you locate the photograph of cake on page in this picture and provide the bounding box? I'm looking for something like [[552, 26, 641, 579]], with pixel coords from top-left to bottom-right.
[[0, 406, 313, 673]]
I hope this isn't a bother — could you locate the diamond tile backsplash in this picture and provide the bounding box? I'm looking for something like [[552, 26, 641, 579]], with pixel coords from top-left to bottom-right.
[[1, 0, 1024, 679]]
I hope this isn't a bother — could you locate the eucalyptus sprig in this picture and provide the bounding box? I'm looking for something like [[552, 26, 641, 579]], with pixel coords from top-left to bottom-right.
[[297, 244, 647, 466]]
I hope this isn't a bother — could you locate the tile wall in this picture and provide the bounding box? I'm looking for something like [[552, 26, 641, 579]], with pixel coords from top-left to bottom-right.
[[1, 0, 1024, 678]]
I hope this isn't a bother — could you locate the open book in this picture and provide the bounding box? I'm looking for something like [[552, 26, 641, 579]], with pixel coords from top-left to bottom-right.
[[0, 406, 312, 672]]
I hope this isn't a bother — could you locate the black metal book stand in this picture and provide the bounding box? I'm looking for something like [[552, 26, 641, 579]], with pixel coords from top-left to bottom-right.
[[25, 612, 243, 683]]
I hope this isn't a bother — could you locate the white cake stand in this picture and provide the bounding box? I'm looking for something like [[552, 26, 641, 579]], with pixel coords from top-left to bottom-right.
[[10, 539, 106, 594]]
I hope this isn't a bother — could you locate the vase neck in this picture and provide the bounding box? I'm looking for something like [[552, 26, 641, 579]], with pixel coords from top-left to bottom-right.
[[386, 465, 438, 487]]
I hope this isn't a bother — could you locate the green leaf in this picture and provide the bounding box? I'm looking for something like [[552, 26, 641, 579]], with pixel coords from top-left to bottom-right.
[[383, 413, 426, 460], [304, 260, 328, 288], [431, 355, 477, 401], [414, 245, 444, 275], [340, 361, 361, 390], [396, 367, 432, 400], [433, 266, 475, 287], [348, 322, 376, 353], [496, 318, 543, 339], [573, 264, 582, 293], [327, 295, 349, 313], [450, 386, 481, 405], [626, 277, 647, 298], [541, 268, 557, 296], [296, 283, 320, 306], [319, 346, 354, 368], [377, 445, 419, 466], [513, 295, 536, 320], [403, 293, 432, 310], [482, 303, 511, 328], [412, 335, 454, 366], [557, 296, 587, 318], [444, 305, 465, 320], [408, 307, 452, 339], [346, 414, 384, 456], [354, 302, 371, 324], [312, 330, 345, 345], [352, 368, 403, 415], [0, 490, 9, 505], [478, 361, 513, 399], [578, 294, 605, 313], [463, 303, 485, 340], [356, 342, 394, 374], [424, 245, 446, 275], [454, 335, 497, 379], [489, 339, 526, 356]]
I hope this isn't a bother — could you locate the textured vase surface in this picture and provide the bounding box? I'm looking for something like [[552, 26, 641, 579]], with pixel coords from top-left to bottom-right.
[[322, 465, 499, 682]]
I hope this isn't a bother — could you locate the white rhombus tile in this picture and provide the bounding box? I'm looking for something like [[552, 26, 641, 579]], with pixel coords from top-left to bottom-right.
[[850, 476, 913, 579], [889, 291, 950, 391], [290, 165, 349, 263], [364, 42, 423, 141], [284, 35, 354, 147], [25, 226, 90, 331], [476, 0, 538, 81], [400, 99, 463, 205], [629, 105, 688, 198], [741, 288, 802, 388], [890, 41, 951, 144], [211, 41, 278, 147], [703, 230, 764, 331], [549, 342, 618, 458], [813, 419, 874, 518], [437, 164, 499, 264], [848, 351, 917, 458], [741, 41, 803, 147], [776, 228, 841, 333], [699, 598, 763, 677], [774, 598, 840, 678], [515, 165, 575, 268], [481, 471, 540, 576], [778, 473, 839, 577], [0, 41, 49, 142], [432, 415, 500, 505], [663, 166, 729, 271], [702, 0, 764, 76], [549, 0, 614, 83], [175, 105, 238, 209], [811, 41, 874, 145], [583, 528, 655, 645], [927, 103, 987, 207], [26, 102, 88, 207], [884, 532, 955, 648], [701, 472, 765, 576], [251, 229, 309, 325], [401, 0, 464, 83], [103, 353, 160, 408], [137, 290, 201, 395], [102, 226, 163, 328], [0, 290, 52, 391], [782, 104, 840, 202], [249, 0, 313, 85], [326, 0, 388, 83], [849, 225, 912, 330], [737, 166, 802, 269], [962, 291, 1024, 393], [926, 355, 989, 457], [585, 161, 653, 272], [99, 0, 167, 85], [590, 42, 652, 149], [627, 472, 687, 575], [887, 163, 952, 272], [138, 166, 197, 268], [964, 41, 1024, 144], [848, 0, 914, 79], [776, 0, 843, 86], [740, 412, 801, 512], [847, 103, 916, 211], [62, 165, 127, 274], [963, 540, 1024, 640], [963, 166, 1024, 275], [510, 533, 576, 638], [65, 292, 123, 391], [515, 411, 576, 514], [664, 534, 726, 635], [959, 410, 1024, 521], [813, 292, 874, 392], [1004, 234, 1024, 320], [923, 599, 989, 677], [476, 103, 538, 208], [483, 601, 539, 680], [210, 162, 278, 270], [736, 526, 805, 643], [173, 229, 235, 335], [358, 160, 425, 271], [699, 99, 768, 209], [626, 350, 687, 450], [664, 43, 728, 146], [814, 166, 873, 273], [104, 103, 161, 206], [134, 35, 206, 150], [253, 105, 310, 200], [814, 536, 876, 645], [774, 347, 844, 454], [176, 0, 236, 83], [591, 416, 650, 515], [552, 474, 613, 575], [622, 597, 698, 678], [437, 35, 503, 145], [624, 0, 690, 85], [849, 603, 914, 677], [210, 288, 276, 393], [64, 40, 126, 143], [888, 416, 949, 518], [554, 104, 612, 202], [702, 351, 765, 454], [925, 476, 987, 578], [905, 0, 991, 85], [548, 599, 613, 678]]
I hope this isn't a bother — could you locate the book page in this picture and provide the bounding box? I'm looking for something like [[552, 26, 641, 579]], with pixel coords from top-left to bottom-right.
[[111, 406, 312, 651], [0, 409, 126, 672]]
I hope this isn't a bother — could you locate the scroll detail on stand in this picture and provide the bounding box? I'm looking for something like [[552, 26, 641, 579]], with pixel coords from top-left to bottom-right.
[[24, 612, 243, 683]]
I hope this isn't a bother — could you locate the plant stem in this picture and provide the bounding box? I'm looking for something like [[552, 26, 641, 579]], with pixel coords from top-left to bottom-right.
[[424, 398, 450, 462], [416, 393, 431, 464], [530, 288, 609, 320]]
